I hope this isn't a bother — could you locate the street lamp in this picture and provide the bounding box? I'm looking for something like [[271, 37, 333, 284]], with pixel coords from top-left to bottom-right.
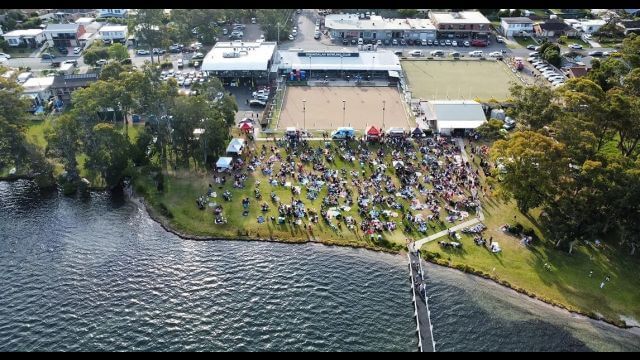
[[382, 100, 386, 130], [302, 99, 306, 130], [277, 22, 280, 43], [342, 100, 346, 127]]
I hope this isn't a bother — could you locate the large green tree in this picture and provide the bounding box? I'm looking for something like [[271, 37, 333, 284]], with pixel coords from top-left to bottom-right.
[[84, 123, 131, 188]]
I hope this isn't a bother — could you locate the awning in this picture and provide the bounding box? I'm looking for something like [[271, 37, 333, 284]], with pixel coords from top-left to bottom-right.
[[437, 120, 486, 130], [388, 70, 400, 78]]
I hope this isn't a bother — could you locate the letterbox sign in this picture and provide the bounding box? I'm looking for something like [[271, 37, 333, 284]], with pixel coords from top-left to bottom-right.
[[297, 51, 360, 57]]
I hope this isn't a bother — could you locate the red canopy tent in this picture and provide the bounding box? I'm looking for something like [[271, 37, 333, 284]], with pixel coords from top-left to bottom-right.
[[240, 122, 253, 133], [365, 125, 382, 141]]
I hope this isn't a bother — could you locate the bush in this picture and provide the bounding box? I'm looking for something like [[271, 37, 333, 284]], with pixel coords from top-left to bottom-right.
[[159, 61, 173, 69]]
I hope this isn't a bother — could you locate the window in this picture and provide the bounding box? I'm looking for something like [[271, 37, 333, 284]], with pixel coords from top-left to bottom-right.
[[459, 24, 465, 29], [114, 9, 120, 13], [9, 38, 19, 45]]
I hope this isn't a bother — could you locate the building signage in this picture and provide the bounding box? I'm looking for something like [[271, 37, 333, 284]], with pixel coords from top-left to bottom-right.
[[298, 51, 360, 57]]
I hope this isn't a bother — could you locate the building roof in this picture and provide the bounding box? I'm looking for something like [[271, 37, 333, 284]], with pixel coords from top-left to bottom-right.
[[201, 41, 277, 72], [429, 11, 490, 25], [501, 17, 534, 24], [567, 66, 588, 78], [580, 19, 606, 26], [538, 19, 572, 31], [99, 25, 127, 33], [21, 76, 55, 93], [216, 157, 233, 169], [324, 14, 435, 32], [44, 23, 80, 32], [2, 29, 43, 37], [618, 20, 640, 29], [50, 72, 99, 89], [226, 138, 245, 153], [422, 100, 486, 130], [75, 17, 95, 24], [277, 50, 402, 72], [624, 9, 640, 15]]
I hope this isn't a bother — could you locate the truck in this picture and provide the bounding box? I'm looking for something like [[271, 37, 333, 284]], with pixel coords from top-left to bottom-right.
[[331, 127, 355, 140]]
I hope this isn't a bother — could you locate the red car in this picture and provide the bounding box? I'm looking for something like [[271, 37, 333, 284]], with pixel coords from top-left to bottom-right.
[[471, 39, 487, 47]]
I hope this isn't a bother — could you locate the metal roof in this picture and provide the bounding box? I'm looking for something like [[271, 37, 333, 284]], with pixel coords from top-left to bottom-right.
[[201, 42, 277, 72], [424, 100, 486, 129]]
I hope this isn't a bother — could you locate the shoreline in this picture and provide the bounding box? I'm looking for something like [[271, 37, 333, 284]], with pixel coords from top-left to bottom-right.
[[130, 189, 639, 332]]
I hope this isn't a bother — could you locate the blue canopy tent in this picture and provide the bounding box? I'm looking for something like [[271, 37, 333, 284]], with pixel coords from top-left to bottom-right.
[[216, 157, 233, 171]]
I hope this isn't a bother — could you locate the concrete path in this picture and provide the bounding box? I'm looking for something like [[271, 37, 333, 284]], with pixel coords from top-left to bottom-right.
[[413, 217, 481, 249]]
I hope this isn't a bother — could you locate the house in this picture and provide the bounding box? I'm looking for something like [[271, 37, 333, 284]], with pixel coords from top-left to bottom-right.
[[2, 29, 45, 48], [421, 100, 487, 136], [75, 17, 95, 27], [43, 23, 86, 47], [96, 9, 128, 18], [429, 11, 491, 38], [623, 9, 640, 17], [574, 19, 606, 34], [500, 17, 534, 36], [49, 72, 98, 103], [98, 25, 128, 44], [21, 76, 55, 109], [534, 19, 579, 37], [564, 66, 589, 79], [617, 20, 640, 35]]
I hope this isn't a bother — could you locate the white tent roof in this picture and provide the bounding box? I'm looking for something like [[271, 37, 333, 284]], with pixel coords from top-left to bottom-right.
[[202, 41, 277, 72], [216, 157, 233, 169], [424, 100, 487, 130], [226, 138, 245, 153]]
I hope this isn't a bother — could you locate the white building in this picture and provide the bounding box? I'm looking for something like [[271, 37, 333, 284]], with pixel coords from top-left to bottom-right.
[[277, 49, 402, 79], [21, 76, 55, 107], [75, 17, 95, 26], [2, 29, 45, 48], [325, 14, 437, 42], [96, 9, 128, 18], [43, 23, 85, 47], [98, 25, 128, 43], [500, 17, 534, 36], [201, 41, 277, 85], [577, 19, 606, 34], [422, 100, 487, 136]]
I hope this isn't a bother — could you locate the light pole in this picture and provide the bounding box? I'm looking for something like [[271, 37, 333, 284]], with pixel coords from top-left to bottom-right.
[[277, 22, 280, 43], [302, 99, 306, 130], [382, 100, 386, 130], [342, 100, 346, 127]]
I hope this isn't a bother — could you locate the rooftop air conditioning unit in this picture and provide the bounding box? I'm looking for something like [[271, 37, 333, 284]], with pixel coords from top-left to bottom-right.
[[222, 51, 240, 58]]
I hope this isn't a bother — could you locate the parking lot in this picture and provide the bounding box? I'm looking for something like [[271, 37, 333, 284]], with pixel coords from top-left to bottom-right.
[[278, 86, 410, 130], [402, 59, 519, 100]]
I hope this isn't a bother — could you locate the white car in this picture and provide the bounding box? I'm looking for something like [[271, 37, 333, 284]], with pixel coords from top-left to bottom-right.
[[451, 40, 458, 46], [136, 49, 150, 55], [529, 51, 539, 57], [489, 51, 502, 57], [568, 44, 583, 50], [0, 52, 11, 59], [527, 57, 538, 62], [184, 78, 192, 86], [408, 50, 423, 57], [73, 47, 82, 54], [288, 34, 294, 41]]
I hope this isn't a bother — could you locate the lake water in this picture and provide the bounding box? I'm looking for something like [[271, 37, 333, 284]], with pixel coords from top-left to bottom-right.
[[0, 180, 638, 351]]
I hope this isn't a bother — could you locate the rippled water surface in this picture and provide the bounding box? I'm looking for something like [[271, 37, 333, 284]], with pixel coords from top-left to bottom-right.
[[0, 180, 638, 351]]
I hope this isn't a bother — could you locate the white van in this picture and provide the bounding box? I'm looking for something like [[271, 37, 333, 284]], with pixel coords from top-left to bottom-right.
[[469, 50, 483, 57], [408, 50, 423, 57]]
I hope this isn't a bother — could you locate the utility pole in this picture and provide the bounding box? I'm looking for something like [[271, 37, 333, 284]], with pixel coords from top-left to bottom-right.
[[302, 99, 306, 130], [277, 22, 280, 43], [382, 100, 386, 130], [342, 100, 346, 127]]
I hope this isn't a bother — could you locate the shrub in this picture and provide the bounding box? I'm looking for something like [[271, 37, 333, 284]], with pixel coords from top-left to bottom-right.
[[158, 202, 173, 218], [423, 251, 441, 260], [159, 61, 173, 69]]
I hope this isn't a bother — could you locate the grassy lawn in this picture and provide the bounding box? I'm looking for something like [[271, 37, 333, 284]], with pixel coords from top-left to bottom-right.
[[420, 139, 640, 327], [512, 36, 538, 48], [135, 139, 479, 252]]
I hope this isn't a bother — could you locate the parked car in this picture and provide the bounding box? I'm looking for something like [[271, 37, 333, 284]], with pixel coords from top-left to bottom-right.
[[433, 40, 439, 46], [73, 47, 82, 54], [342, 38, 349, 45], [588, 51, 603, 57], [527, 45, 536, 50], [152, 48, 166, 54], [392, 39, 398, 45], [249, 99, 267, 107], [41, 53, 56, 60], [451, 40, 458, 46], [192, 52, 204, 59], [496, 36, 505, 43], [445, 39, 452, 46], [427, 39, 433, 46], [96, 59, 108, 66], [377, 39, 383, 45], [58, 46, 68, 54], [0, 52, 11, 59], [288, 34, 294, 41], [177, 59, 184, 68], [136, 49, 150, 55], [408, 50, 423, 57], [400, 39, 406, 45], [222, 28, 228, 35], [331, 127, 355, 140], [430, 50, 445, 57], [251, 17, 256, 24], [568, 44, 583, 50], [529, 51, 539, 57], [63, 59, 78, 66], [463, 41, 470, 47], [314, 31, 321, 40], [489, 51, 502, 57]]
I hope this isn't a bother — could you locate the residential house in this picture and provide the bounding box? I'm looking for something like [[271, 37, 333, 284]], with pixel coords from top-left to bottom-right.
[[2, 29, 45, 48], [500, 17, 534, 36], [96, 9, 128, 18], [564, 66, 589, 79], [429, 11, 491, 38], [617, 20, 640, 35], [324, 14, 436, 42], [98, 25, 128, 44], [573, 19, 606, 34], [534, 18, 579, 37], [75, 17, 95, 27], [43, 23, 86, 47], [21, 76, 55, 109], [623, 9, 640, 17], [49, 72, 98, 103]]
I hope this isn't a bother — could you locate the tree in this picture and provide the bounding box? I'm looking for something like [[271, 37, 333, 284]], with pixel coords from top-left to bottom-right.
[[45, 114, 82, 183], [623, 67, 640, 96], [542, 45, 561, 67], [107, 43, 129, 61], [621, 33, 640, 68], [256, 9, 293, 42], [507, 83, 559, 130], [169, 96, 215, 167], [491, 131, 568, 212], [135, 9, 167, 64], [84, 123, 131, 188], [398, 9, 419, 18], [99, 61, 127, 81], [476, 119, 505, 140]]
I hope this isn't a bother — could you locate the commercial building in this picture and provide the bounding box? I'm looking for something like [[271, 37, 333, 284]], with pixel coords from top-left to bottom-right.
[[324, 14, 437, 42], [276, 49, 402, 81], [201, 41, 278, 86], [421, 100, 487, 136], [500, 17, 534, 36], [428, 11, 491, 39]]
